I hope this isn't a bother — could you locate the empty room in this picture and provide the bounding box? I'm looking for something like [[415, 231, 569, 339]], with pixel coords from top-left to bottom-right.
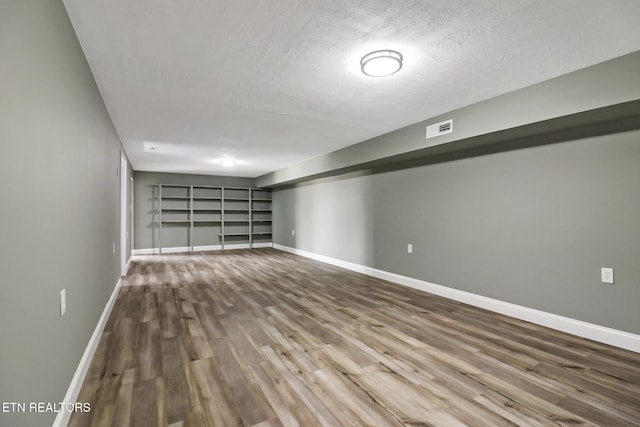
[[2, 1, 640, 426]]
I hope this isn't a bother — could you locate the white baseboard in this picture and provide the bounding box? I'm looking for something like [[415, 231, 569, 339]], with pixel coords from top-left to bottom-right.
[[273, 244, 640, 353], [223, 243, 251, 250], [159, 246, 192, 254], [53, 277, 122, 427], [124, 256, 132, 275], [193, 245, 223, 252], [252, 242, 274, 248], [132, 247, 161, 255], [132, 242, 273, 255]]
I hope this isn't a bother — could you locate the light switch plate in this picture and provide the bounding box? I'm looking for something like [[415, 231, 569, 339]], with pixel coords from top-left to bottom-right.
[[601, 267, 614, 284], [407, 244, 413, 254], [60, 289, 66, 317]]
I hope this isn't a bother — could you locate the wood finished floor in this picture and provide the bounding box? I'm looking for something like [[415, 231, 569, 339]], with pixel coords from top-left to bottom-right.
[[69, 248, 640, 427]]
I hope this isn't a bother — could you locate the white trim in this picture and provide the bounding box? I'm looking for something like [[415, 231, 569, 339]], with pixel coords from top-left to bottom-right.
[[132, 248, 160, 255], [161, 246, 192, 253], [133, 246, 191, 255], [193, 244, 223, 252], [120, 152, 128, 276], [252, 242, 274, 249], [223, 243, 252, 250], [130, 177, 134, 259], [53, 278, 122, 427], [124, 257, 132, 275], [273, 244, 640, 353], [132, 242, 272, 255]]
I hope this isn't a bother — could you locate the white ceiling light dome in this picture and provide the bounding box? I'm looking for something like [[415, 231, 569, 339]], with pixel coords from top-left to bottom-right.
[[360, 50, 403, 77], [220, 158, 236, 166]]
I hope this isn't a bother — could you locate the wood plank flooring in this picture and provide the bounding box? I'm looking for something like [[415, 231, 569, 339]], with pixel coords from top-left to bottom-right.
[[69, 248, 640, 427]]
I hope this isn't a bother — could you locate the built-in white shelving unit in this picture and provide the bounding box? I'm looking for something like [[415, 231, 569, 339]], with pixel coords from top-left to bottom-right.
[[153, 185, 272, 253]]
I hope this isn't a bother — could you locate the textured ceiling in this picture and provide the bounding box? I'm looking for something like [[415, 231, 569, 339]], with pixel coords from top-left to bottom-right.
[[63, 0, 640, 178]]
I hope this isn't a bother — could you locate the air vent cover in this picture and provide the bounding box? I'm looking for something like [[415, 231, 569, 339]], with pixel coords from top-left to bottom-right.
[[426, 119, 453, 139]]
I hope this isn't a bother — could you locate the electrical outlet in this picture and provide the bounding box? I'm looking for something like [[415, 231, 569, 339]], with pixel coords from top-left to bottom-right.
[[291, 229, 295, 236], [601, 267, 614, 284], [407, 244, 413, 254], [60, 289, 66, 317], [112, 242, 116, 254]]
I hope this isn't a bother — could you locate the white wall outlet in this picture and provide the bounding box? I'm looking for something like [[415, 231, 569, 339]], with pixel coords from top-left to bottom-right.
[[407, 244, 413, 254], [112, 242, 116, 254], [291, 229, 295, 236], [601, 267, 614, 284], [60, 289, 66, 317]]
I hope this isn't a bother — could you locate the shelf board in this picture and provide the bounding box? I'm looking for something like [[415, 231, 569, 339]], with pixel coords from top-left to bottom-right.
[[224, 209, 249, 212], [161, 220, 191, 223], [251, 198, 272, 201], [224, 198, 249, 201], [251, 209, 272, 212], [193, 220, 222, 224], [251, 220, 272, 223], [221, 233, 250, 236], [193, 209, 222, 212], [225, 220, 250, 223], [251, 232, 272, 235], [193, 197, 222, 201], [161, 208, 191, 212], [161, 196, 191, 200]]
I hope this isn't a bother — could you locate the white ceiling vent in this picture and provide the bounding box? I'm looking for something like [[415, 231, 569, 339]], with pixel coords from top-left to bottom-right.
[[426, 119, 453, 139]]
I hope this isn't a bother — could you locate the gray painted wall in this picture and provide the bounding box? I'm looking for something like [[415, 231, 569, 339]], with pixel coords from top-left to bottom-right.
[[273, 130, 640, 335], [133, 172, 256, 249], [0, 2, 127, 426]]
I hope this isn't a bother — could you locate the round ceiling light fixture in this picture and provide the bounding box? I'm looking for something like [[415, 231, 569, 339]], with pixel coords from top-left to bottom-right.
[[360, 50, 403, 77], [220, 158, 236, 167]]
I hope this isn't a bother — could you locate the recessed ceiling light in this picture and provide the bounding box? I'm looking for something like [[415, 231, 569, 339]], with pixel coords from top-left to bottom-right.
[[220, 158, 236, 167], [143, 141, 161, 152], [360, 50, 403, 77]]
